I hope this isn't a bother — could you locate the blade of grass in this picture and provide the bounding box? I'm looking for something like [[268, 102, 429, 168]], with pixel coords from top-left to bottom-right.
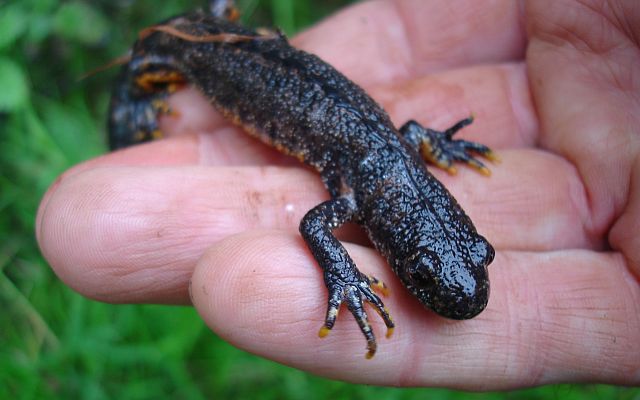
[[270, 0, 295, 34], [0, 261, 60, 355]]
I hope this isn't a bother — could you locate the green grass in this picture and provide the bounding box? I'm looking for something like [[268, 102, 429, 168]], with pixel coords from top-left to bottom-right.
[[0, 0, 638, 398]]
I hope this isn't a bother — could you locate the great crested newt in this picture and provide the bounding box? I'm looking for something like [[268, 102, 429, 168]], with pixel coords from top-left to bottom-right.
[[108, 0, 496, 358]]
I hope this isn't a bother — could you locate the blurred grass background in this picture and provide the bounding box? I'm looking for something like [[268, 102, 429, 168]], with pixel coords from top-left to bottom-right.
[[0, 0, 638, 398]]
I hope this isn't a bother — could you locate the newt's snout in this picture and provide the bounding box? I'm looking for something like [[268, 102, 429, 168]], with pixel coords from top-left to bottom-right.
[[403, 239, 494, 320]]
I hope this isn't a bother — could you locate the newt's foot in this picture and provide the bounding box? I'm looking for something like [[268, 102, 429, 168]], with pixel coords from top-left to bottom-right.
[[319, 272, 394, 359], [399, 117, 498, 176]]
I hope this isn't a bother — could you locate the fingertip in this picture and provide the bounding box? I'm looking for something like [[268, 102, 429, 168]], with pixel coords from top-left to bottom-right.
[[190, 231, 322, 357], [36, 173, 65, 248], [36, 167, 197, 304], [36, 169, 112, 301]]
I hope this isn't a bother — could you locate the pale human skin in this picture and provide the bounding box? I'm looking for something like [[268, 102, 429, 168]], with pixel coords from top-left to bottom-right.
[[36, 0, 639, 389]]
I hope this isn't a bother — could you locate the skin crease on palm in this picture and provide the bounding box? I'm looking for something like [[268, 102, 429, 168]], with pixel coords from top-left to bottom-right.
[[35, 0, 639, 390]]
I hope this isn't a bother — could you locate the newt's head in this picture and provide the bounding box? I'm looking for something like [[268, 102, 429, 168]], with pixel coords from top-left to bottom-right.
[[400, 236, 494, 320]]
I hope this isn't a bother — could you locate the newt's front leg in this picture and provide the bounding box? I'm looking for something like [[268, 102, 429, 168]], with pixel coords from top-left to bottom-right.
[[299, 195, 394, 359], [400, 117, 499, 175]]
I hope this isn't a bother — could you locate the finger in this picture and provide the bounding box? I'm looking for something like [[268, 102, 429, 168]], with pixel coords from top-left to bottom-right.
[[190, 230, 640, 388], [36, 165, 326, 304], [293, 0, 526, 86], [525, 0, 640, 274], [37, 154, 597, 304]]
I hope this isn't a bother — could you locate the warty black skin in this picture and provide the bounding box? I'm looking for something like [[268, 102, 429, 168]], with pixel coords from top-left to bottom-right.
[[108, 6, 495, 358]]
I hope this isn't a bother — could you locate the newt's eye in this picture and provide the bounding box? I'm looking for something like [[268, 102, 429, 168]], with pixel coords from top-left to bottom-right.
[[469, 237, 495, 267], [406, 250, 441, 289]]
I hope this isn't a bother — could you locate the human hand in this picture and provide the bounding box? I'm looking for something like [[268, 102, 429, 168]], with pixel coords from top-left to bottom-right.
[[36, 0, 639, 389]]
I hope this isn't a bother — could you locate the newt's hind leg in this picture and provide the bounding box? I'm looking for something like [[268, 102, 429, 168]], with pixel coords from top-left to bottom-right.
[[108, 58, 186, 150], [300, 196, 394, 359], [399, 117, 498, 176]]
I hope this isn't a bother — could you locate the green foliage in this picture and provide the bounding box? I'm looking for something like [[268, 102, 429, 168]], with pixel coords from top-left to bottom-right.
[[0, 0, 637, 398], [52, 2, 110, 45], [0, 57, 29, 111]]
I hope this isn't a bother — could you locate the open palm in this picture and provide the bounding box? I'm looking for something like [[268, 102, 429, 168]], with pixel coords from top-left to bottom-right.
[[37, 0, 639, 389]]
